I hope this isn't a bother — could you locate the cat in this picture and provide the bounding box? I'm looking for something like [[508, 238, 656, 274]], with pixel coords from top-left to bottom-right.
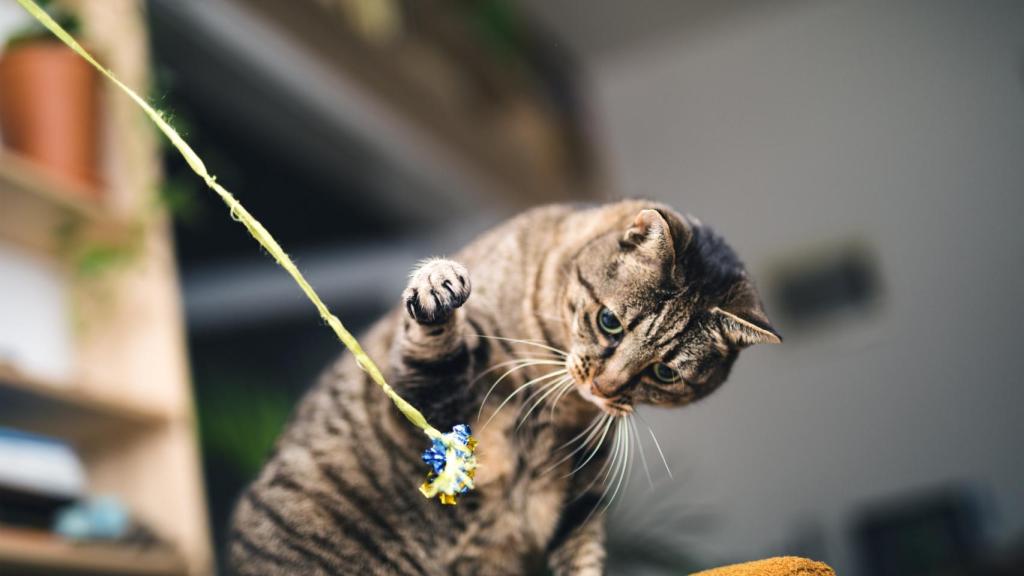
[[228, 200, 780, 575]]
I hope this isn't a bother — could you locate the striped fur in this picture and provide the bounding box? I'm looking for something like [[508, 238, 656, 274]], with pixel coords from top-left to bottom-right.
[[229, 201, 778, 575]]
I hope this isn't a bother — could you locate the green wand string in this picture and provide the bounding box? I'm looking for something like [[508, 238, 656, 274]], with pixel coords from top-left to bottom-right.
[[16, 0, 476, 505]]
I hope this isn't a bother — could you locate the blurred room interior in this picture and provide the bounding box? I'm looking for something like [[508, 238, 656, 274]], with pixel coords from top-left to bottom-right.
[[0, 0, 1022, 574]]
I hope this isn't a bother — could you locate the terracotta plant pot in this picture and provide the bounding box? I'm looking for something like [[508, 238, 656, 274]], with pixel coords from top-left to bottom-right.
[[0, 40, 100, 195]]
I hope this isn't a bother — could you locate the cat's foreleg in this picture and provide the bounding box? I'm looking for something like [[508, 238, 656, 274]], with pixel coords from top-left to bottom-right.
[[393, 258, 476, 424], [399, 258, 471, 359], [547, 454, 610, 576], [547, 505, 607, 576]]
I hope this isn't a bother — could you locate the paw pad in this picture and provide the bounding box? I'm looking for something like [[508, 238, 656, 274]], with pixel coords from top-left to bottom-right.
[[402, 259, 471, 324]]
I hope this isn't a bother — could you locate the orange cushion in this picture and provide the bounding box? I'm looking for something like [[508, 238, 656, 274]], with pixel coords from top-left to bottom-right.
[[691, 556, 835, 576]]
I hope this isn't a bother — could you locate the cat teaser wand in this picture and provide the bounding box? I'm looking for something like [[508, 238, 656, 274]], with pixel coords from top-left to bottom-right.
[[16, 0, 476, 505]]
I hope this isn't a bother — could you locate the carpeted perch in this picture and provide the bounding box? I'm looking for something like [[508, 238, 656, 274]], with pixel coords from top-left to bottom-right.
[[693, 556, 835, 576]]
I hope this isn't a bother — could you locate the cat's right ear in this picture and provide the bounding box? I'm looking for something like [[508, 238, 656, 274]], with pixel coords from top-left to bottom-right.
[[620, 209, 676, 266], [712, 281, 782, 346]]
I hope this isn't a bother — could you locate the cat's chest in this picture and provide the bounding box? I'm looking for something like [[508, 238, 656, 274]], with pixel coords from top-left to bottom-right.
[[470, 410, 570, 548]]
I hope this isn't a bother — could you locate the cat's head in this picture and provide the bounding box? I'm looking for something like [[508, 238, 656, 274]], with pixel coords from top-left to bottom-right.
[[563, 203, 780, 415]]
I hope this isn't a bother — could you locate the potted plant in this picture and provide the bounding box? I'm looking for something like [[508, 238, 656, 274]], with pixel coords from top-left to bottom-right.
[[0, 0, 100, 195]]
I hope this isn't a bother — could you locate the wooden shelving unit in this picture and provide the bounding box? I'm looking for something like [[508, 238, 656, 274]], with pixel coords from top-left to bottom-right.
[[0, 1, 212, 574], [0, 365, 173, 449], [0, 151, 123, 256], [0, 527, 186, 576]]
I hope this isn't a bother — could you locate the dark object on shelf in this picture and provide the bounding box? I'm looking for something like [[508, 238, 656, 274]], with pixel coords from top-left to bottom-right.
[[770, 244, 880, 329], [54, 496, 168, 552], [0, 428, 84, 530], [853, 488, 983, 576], [0, 483, 75, 531], [982, 531, 1024, 576], [55, 496, 131, 541]]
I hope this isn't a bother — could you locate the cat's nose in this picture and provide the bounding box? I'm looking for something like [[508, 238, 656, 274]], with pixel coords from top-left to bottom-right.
[[591, 376, 623, 398]]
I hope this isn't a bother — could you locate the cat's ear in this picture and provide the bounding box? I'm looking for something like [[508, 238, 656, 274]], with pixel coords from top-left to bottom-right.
[[712, 283, 782, 346], [620, 209, 676, 265]]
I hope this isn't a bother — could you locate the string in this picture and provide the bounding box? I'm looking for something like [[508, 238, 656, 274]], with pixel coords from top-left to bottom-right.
[[14, 0, 445, 438]]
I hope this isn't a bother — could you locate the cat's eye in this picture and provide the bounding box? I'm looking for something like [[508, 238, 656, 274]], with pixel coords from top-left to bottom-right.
[[597, 307, 623, 336], [651, 363, 681, 384]]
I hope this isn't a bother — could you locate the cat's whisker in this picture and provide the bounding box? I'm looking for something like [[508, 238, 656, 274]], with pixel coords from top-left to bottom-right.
[[573, 425, 617, 504], [494, 368, 567, 406], [544, 414, 609, 475], [515, 379, 565, 428], [599, 421, 625, 492], [519, 375, 567, 410], [628, 415, 654, 489], [517, 377, 564, 417], [478, 361, 567, 419], [577, 418, 625, 516], [598, 416, 630, 516], [565, 415, 615, 478], [482, 369, 568, 429], [601, 419, 632, 513], [548, 378, 577, 418], [516, 377, 573, 430], [473, 334, 569, 358], [635, 412, 673, 480], [471, 358, 564, 388], [649, 427, 673, 480], [533, 375, 573, 406]]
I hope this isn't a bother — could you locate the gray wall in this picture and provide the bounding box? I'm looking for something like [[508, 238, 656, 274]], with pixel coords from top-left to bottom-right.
[[589, 0, 1024, 573]]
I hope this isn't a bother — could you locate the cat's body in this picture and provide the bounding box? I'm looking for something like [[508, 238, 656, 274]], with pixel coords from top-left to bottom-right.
[[229, 201, 779, 576]]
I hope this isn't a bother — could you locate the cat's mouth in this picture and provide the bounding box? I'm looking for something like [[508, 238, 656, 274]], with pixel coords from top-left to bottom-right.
[[576, 383, 633, 416], [568, 355, 633, 416]]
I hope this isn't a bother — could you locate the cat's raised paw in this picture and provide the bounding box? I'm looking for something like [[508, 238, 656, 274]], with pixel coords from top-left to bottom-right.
[[403, 258, 471, 325]]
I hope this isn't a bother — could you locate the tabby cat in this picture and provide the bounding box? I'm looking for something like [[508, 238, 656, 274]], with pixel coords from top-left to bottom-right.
[[229, 200, 780, 575]]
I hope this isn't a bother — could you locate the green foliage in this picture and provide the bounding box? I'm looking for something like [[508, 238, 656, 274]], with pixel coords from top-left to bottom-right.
[[158, 174, 202, 225], [195, 375, 293, 477], [52, 177, 198, 283], [53, 217, 133, 281], [5, 0, 81, 50], [73, 240, 138, 278], [462, 0, 524, 65]]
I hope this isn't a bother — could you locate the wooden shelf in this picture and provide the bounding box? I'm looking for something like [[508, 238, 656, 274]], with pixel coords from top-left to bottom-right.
[[0, 151, 122, 255], [0, 366, 172, 449], [0, 526, 186, 575], [0, 3, 215, 573]]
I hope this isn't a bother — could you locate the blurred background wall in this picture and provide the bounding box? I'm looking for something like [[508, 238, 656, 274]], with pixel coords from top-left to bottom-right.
[[533, 0, 1024, 573]]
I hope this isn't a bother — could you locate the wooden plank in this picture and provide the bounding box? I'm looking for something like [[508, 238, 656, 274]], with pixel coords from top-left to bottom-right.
[[0, 526, 187, 575], [0, 151, 122, 256], [64, 2, 215, 573], [0, 365, 172, 449]]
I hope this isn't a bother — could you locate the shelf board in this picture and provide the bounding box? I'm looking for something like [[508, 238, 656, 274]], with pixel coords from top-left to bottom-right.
[[0, 366, 171, 449], [0, 152, 122, 255], [0, 526, 186, 575]]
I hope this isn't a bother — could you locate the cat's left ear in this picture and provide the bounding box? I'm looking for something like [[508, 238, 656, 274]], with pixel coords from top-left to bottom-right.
[[712, 283, 782, 346], [620, 209, 676, 266]]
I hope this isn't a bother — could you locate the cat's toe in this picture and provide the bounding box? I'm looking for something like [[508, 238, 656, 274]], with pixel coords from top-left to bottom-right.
[[402, 258, 471, 324]]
